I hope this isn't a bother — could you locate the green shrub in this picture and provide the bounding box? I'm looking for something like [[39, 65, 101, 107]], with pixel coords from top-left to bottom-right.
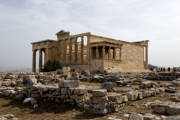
[[42, 60, 62, 72]]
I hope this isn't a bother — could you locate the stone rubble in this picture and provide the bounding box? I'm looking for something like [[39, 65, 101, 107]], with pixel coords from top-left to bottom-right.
[[128, 113, 164, 120], [170, 93, 180, 102], [172, 78, 180, 86], [147, 101, 180, 115], [59, 79, 80, 88], [144, 72, 180, 81], [85, 89, 109, 115], [23, 80, 88, 108], [101, 82, 116, 92], [0, 114, 18, 120], [0, 71, 180, 118]]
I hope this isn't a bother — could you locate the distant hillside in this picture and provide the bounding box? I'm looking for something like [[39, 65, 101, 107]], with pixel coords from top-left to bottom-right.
[[0, 68, 31, 72], [148, 64, 158, 70]]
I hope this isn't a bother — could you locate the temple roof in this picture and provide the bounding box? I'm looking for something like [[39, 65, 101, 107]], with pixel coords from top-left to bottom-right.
[[56, 30, 70, 35], [31, 39, 55, 45]]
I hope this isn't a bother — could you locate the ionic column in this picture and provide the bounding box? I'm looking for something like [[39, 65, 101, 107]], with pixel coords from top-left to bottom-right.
[[44, 49, 46, 63], [45, 48, 50, 64], [143, 46, 145, 67], [39, 49, 42, 72], [43, 49, 46, 64], [69, 38, 72, 64], [32, 50, 36, 72], [59, 42, 62, 62], [145, 46, 148, 69], [81, 36, 84, 64], [108, 47, 111, 60], [64, 40, 67, 65], [119, 46, 122, 61], [96, 46, 99, 59], [102, 46, 105, 60], [75, 37, 78, 64], [113, 47, 116, 60], [87, 35, 90, 65]]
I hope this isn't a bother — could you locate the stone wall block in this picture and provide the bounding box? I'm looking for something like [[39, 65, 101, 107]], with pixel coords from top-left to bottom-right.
[[59, 80, 80, 88], [92, 89, 107, 97], [108, 94, 123, 104]]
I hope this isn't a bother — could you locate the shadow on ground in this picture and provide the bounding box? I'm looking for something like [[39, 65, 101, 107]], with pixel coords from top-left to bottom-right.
[[0, 98, 104, 120], [73, 112, 104, 119]]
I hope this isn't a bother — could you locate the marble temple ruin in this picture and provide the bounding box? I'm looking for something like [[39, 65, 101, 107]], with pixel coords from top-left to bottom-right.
[[31, 30, 149, 73]]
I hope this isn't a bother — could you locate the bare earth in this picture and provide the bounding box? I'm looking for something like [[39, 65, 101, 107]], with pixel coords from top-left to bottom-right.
[[0, 91, 171, 120]]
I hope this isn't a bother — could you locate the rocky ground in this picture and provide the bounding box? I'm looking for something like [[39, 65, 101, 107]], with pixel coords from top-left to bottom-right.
[[0, 69, 180, 120]]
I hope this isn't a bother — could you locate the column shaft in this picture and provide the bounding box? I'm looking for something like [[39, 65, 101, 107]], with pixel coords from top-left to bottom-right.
[[87, 35, 90, 65], [32, 50, 36, 72], [145, 46, 148, 69], [64, 40, 67, 65], [113, 47, 116, 60], [43, 49, 46, 64], [46, 48, 50, 63], [39, 49, 42, 72], [59, 42, 62, 62], [75, 37, 78, 64], [119, 47, 122, 61], [69, 38, 72, 64], [108, 47, 111, 60], [102, 46, 105, 60], [81, 36, 84, 64], [96, 47, 99, 59], [143, 46, 145, 68]]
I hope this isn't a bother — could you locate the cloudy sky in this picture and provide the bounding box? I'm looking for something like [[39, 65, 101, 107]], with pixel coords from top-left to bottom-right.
[[0, 0, 180, 71]]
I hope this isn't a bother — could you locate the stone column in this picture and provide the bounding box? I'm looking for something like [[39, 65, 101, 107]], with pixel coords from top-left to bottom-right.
[[145, 46, 148, 69], [69, 38, 72, 64], [119, 46, 122, 61], [108, 47, 111, 60], [102, 46, 105, 60], [143, 46, 145, 68], [42, 48, 46, 66], [39, 49, 42, 72], [59, 42, 62, 62], [87, 35, 90, 65], [64, 40, 67, 65], [75, 37, 78, 64], [90, 47, 92, 60], [45, 48, 50, 64], [96, 46, 99, 59], [113, 47, 116, 60], [32, 50, 36, 72], [94, 47, 96, 59], [81, 36, 84, 64]]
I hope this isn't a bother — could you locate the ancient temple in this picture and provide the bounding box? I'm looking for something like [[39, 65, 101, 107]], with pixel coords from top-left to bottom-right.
[[31, 30, 149, 73]]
